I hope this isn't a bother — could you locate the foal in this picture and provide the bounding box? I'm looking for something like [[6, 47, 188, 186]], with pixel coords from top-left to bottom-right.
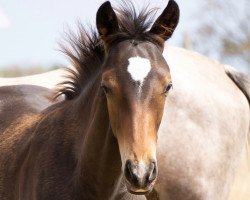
[[0, 1, 179, 199]]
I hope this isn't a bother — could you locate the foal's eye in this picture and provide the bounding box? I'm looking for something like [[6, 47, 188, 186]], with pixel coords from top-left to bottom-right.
[[101, 85, 110, 94], [163, 82, 173, 94]]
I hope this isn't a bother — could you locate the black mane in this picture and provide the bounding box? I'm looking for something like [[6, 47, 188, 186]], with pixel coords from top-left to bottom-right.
[[56, 25, 104, 100], [57, 2, 160, 100]]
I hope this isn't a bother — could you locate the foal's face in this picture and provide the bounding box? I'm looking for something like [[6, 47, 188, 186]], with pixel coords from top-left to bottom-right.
[[96, 0, 179, 195], [101, 41, 172, 193]]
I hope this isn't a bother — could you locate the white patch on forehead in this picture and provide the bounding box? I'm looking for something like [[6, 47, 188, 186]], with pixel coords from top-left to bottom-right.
[[127, 56, 151, 88]]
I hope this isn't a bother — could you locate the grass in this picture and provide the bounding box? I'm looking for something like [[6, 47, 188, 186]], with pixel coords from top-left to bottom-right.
[[0, 65, 60, 77]]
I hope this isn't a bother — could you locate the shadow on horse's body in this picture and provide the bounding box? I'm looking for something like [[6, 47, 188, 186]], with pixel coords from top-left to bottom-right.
[[0, 85, 60, 133], [0, 1, 249, 200]]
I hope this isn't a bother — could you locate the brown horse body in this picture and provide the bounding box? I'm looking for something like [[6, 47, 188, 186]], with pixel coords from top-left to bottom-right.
[[0, 85, 59, 133], [0, 1, 249, 200]]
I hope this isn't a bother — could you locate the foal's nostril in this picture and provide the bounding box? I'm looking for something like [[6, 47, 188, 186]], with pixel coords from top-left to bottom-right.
[[124, 160, 157, 189], [147, 161, 157, 183], [124, 160, 142, 187], [125, 160, 134, 183]]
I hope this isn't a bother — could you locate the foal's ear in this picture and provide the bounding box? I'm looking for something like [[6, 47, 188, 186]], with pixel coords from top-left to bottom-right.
[[150, 0, 179, 41], [96, 1, 119, 40]]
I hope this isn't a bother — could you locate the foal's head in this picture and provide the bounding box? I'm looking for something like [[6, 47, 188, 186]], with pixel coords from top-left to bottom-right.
[[97, 0, 179, 194]]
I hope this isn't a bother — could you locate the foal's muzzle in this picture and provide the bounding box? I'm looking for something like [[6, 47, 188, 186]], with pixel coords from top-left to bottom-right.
[[124, 160, 157, 194]]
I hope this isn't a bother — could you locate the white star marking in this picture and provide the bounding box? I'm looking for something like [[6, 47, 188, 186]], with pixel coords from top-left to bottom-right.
[[127, 56, 151, 92]]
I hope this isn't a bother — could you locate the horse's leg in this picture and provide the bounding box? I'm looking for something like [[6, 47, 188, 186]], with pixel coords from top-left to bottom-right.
[[145, 189, 160, 200]]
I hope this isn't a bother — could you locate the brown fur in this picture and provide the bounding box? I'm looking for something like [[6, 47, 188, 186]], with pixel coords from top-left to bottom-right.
[[8, 1, 242, 200], [0, 1, 176, 197]]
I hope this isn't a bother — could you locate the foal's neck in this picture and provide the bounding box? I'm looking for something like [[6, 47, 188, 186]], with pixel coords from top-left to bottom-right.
[[72, 79, 122, 199]]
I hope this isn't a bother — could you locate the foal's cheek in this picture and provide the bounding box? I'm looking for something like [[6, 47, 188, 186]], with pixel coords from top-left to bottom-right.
[[106, 98, 120, 137], [149, 96, 166, 131]]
